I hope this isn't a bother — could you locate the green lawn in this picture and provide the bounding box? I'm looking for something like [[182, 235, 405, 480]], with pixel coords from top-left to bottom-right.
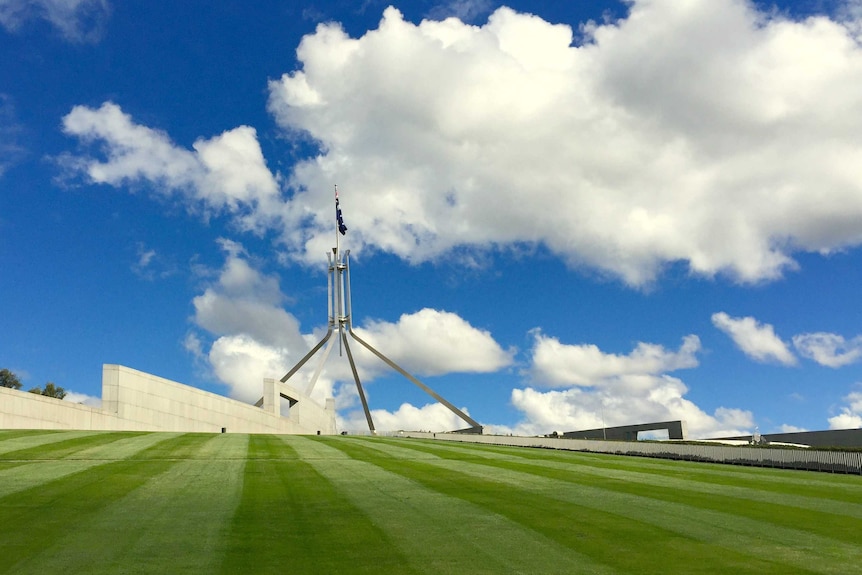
[[0, 430, 860, 574]]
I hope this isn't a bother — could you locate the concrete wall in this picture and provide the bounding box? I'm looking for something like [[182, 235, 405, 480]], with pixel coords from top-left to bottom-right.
[[401, 432, 862, 474], [0, 364, 336, 435]]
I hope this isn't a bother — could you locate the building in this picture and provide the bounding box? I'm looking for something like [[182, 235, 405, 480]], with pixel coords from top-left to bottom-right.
[[0, 364, 337, 435]]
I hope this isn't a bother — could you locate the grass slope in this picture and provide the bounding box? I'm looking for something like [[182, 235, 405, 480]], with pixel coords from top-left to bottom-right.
[[0, 431, 859, 574]]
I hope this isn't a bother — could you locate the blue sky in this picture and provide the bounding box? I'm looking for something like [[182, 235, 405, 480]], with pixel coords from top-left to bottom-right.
[[3, 0, 862, 437]]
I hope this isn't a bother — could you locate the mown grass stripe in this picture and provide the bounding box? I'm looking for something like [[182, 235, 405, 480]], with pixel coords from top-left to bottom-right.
[[450, 457, 861, 574], [303, 436, 618, 575], [0, 430, 102, 456], [0, 432, 231, 574], [127, 431, 219, 460], [0, 459, 176, 573], [7, 434, 249, 575], [0, 430, 64, 440], [454, 441, 862, 495], [216, 434, 419, 575], [60, 432, 154, 458], [189, 431, 250, 460], [0, 431, 142, 460], [0, 432, 182, 500], [338, 437, 854, 575], [0, 460, 98, 497], [391, 439, 862, 519]]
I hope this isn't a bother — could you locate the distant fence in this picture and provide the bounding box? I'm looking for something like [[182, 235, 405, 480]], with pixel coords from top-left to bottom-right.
[[399, 432, 862, 475]]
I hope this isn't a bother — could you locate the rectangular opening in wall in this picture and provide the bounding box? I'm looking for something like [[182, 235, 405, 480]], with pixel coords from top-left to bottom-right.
[[638, 429, 670, 441]]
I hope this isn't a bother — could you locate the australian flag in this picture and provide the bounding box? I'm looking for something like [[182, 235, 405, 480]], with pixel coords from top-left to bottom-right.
[[336, 194, 347, 235]]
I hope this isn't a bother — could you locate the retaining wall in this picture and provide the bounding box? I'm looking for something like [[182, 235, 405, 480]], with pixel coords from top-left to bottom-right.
[[0, 364, 336, 435], [401, 432, 862, 474]]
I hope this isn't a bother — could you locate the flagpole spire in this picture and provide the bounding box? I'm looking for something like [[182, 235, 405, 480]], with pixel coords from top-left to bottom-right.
[[334, 184, 339, 260]]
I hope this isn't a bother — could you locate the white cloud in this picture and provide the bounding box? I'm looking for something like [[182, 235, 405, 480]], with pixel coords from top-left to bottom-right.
[[711, 312, 797, 365], [265, 1, 862, 285], [0, 0, 110, 42], [529, 331, 700, 387], [61, 102, 282, 234], [339, 401, 468, 433], [828, 412, 862, 429], [353, 308, 514, 376], [206, 334, 291, 404], [331, 309, 513, 432], [510, 332, 751, 438], [63, 390, 102, 407], [191, 242, 303, 350], [777, 424, 807, 433], [506, 384, 753, 439], [188, 241, 313, 403], [183, 332, 205, 361], [792, 332, 862, 367], [829, 390, 862, 429], [61, 3, 862, 286]]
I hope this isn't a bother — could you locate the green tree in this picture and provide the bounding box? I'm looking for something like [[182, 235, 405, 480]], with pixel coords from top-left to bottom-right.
[[28, 382, 67, 399], [0, 368, 22, 390], [42, 382, 66, 399]]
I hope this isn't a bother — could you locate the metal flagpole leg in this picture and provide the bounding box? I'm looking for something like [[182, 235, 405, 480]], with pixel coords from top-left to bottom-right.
[[341, 328, 375, 432], [306, 334, 337, 395], [280, 327, 333, 384], [348, 327, 482, 431]]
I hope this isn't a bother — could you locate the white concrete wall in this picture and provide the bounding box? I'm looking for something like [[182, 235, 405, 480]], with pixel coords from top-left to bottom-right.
[[0, 386, 126, 430], [0, 364, 336, 434]]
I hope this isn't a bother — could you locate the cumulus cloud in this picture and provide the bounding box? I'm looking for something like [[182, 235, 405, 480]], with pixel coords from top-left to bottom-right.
[[339, 401, 469, 432], [61, 102, 282, 234], [60, 3, 862, 286], [712, 312, 797, 365], [505, 385, 753, 439], [792, 332, 862, 367], [191, 240, 303, 348], [266, 1, 862, 285], [206, 334, 294, 404], [187, 240, 313, 403], [353, 308, 514, 376], [511, 332, 751, 438], [828, 391, 862, 429], [528, 331, 700, 387], [0, 0, 110, 42]]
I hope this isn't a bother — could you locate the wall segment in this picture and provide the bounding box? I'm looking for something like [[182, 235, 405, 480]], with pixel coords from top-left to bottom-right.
[[0, 364, 336, 434]]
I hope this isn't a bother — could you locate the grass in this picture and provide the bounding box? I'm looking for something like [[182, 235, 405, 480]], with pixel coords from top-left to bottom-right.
[[0, 431, 859, 574]]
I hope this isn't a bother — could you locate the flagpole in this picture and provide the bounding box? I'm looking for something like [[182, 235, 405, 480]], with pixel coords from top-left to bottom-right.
[[334, 184, 339, 261], [335, 184, 342, 356], [278, 182, 482, 434]]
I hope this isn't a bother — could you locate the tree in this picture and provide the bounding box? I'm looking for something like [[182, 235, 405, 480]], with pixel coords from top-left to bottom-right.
[[0, 368, 22, 390], [28, 382, 67, 399], [42, 383, 66, 399]]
